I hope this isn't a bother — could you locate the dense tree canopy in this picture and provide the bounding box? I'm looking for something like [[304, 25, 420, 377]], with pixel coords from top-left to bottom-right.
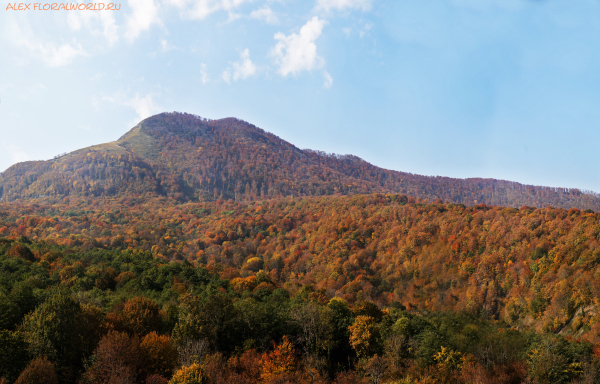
[[0, 196, 600, 382]]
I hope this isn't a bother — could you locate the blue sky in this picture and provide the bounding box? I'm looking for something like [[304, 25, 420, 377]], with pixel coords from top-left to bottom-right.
[[1, 0, 600, 192]]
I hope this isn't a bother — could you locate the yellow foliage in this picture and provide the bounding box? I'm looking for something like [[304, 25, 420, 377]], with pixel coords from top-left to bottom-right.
[[168, 363, 207, 384]]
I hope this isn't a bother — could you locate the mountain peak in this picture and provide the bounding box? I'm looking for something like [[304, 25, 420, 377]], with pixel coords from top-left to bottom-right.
[[0, 112, 599, 211]]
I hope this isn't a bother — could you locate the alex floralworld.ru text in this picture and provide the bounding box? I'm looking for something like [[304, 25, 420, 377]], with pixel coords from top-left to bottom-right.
[[5, 2, 120, 10]]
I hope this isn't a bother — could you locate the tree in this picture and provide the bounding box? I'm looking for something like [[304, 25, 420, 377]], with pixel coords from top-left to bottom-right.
[[82, 331, 143, 384], [259, 336, 296, 382], [363, 355, 387, 384], [0, 293, 20, 330], [0, 330, 29, 383], [20, 291, 84, 382], [349, 316, 381, 358], [141, 332, 178, 377], [168, 364, 207, 384], [14, 356, 58, 384], [291, 302, 335, 357], [121, 297, 164, 336]]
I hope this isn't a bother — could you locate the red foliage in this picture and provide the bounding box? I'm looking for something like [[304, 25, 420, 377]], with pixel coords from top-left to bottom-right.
[[82, 331, 144, 384]]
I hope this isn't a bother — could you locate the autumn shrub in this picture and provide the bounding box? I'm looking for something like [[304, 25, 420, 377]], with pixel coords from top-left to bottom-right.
[[14, 356, 58, 384]]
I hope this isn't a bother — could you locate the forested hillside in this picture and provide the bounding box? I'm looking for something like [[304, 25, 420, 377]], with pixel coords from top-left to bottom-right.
[[2, 194, 600, 343], [3, 112, 600, 383], [0, 237, 598, 384], [0, 112, 598, 210]]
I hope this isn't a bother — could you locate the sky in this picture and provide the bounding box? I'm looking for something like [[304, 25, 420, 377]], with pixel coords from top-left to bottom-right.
[[1, 0, 600, 192]]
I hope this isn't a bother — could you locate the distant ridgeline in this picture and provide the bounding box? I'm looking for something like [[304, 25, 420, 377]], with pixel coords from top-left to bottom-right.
[[0, 111, 598, 211]]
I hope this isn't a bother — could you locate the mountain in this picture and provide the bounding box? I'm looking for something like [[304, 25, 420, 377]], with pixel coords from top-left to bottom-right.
[[1, 111, 599, 210]]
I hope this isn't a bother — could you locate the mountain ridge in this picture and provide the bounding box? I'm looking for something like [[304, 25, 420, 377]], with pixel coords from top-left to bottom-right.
[[1, 111, 598, 210]]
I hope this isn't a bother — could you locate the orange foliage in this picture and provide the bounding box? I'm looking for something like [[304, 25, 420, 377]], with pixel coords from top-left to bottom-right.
[[121, 297, 164, 336], [140, 332, 178, 377], [14, 357, 58, 384], [259, 336, 297, 382]]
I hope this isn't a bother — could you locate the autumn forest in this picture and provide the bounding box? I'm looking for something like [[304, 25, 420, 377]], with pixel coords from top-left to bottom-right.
[[1, 113, 600, 384]]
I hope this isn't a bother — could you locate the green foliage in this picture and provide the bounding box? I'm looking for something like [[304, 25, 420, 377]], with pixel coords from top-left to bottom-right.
[[20, 290, 84, 382], [0, 236, 595, 383], [0, 330, 29, 383], [0, 292, 20, 330]]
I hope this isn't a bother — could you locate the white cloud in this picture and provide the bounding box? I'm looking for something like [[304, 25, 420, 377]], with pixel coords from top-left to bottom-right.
[[222, 70, 232, 84], [67, 8, 119, 44], [102, 92, 161, 124], [125, 0, 160, 41], [233, 49, 257, 80], [359, 22, 372, 37], [3, 143, 30, 163], [316, 0, 372, 12], [126, 93, 161, 121], [6, 19, 88, 67], [249, 7, 278, 24], [270, 16, 327, 77], [323, 71, 333, 89], [226, 12, 243, 22], [200, 63, 210, 84], [168, 0, 252, 21], [160, 39, 183, 52], [44, 43, 88, 67], [222, 49, 256, 83]]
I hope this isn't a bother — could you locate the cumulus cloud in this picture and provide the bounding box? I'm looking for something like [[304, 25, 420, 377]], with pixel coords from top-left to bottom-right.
[[200, 63, 210, 84], [125, 0, 160, 41], [222, 70, 232, 83], [316, 0, 372, 12], [3, 143, 30, 163], [102, 92, 161, 125], [359, 22, 372, 37], [6, 18, 88, 67], [44, 44, 88, 67], [270, 16, 327, 77], [168, 0, 252, 20], [249, 7, 278, 24], [323, 71, 333, 89], [160, 39, 183, 52], [126, 93, 161, 121], [223, 49, 257, 83], [67, 8, 119, 44]]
